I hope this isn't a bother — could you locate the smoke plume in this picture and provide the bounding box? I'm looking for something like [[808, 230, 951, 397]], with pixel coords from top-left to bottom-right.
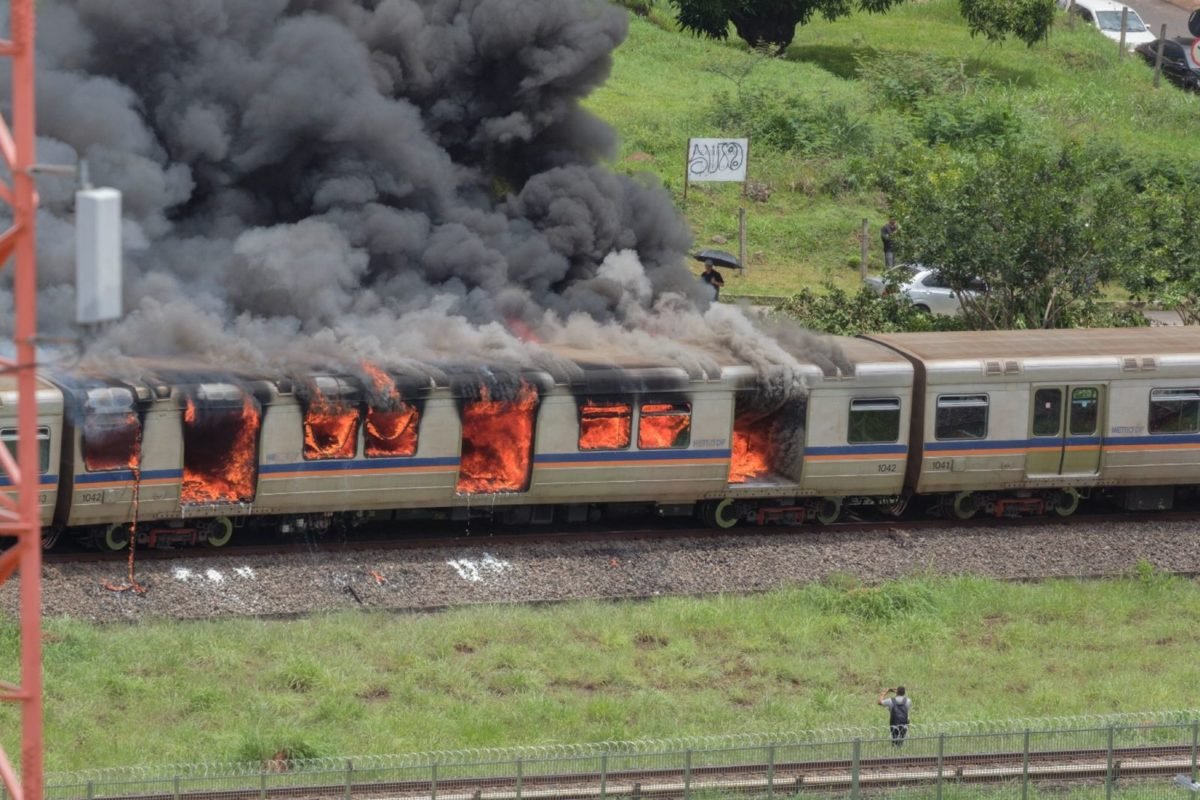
[[0, 0, 847, 397]]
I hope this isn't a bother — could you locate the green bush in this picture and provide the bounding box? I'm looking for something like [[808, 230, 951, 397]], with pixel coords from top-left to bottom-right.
[[917, 94, 1021, 148], [777, 284, 967, 335]]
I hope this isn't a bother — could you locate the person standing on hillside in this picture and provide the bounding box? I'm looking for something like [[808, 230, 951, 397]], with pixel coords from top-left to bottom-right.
[[881, 217, 900, 269], [700, 260, 725, 301], [879, 686, 912, 747]]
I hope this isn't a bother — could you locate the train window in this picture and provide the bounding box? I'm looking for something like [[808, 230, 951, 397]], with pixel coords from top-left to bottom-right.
[[1032, 389, 1062, 436], [848, 398, 901, 443], [935, 395, 988, 440], [364, 403, 420, 457], [638, 402, 691, 449], [1, 427, 50, 474], [1148, 388, 1200, 434], [578, 400, 632, 451], [1069, 388, 1099, 436]]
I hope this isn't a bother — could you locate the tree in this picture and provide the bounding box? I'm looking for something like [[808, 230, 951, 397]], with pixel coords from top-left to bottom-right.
[[886, 144, 1134, 329], [670, 0, 1056, 52], [1118, 173, 1200, 324]]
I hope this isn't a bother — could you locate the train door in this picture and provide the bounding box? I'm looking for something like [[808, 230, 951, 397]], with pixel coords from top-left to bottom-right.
[[1026, 384, 1104, 477]]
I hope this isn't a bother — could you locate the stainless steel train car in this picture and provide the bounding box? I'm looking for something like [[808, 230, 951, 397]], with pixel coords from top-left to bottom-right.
[[3, 325, 1200, 550]]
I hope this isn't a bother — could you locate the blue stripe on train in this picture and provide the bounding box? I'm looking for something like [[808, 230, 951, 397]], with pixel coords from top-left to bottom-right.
[[533, 448, 731, 464]]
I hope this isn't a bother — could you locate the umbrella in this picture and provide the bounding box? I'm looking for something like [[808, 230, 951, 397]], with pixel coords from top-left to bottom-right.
[[692, 249, 741, 270]]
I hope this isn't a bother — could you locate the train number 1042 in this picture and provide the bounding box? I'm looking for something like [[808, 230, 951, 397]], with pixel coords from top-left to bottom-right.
[[876, 462, 898, 473]]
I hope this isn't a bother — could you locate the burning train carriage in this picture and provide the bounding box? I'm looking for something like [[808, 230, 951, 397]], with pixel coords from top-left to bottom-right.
[[0, 374, 64, 534]]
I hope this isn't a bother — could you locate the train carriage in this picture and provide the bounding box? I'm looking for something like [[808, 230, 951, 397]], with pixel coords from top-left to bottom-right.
[[863, 327, 1200, 517], [0, 373, 64, 534]]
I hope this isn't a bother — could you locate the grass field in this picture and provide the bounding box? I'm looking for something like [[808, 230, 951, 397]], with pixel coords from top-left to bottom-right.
[[587, 1, 1200, 297], [3, 571, 1199, 771]]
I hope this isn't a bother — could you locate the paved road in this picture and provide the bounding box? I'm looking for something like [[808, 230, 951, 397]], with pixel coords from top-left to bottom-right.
[[1127, 0, 1193, 39]]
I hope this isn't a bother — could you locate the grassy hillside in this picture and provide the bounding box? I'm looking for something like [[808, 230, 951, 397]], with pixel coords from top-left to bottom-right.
[[587, 0, 1200, 297], [3, 573, 1199, 770]]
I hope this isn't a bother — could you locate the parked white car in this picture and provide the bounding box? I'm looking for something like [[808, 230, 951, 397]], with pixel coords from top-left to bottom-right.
[[1062, 0, 1157, 50], [864, 265, 988, 316]]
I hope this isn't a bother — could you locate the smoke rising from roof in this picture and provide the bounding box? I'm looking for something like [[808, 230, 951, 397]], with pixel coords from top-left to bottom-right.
[[0, 0, 848, 396]]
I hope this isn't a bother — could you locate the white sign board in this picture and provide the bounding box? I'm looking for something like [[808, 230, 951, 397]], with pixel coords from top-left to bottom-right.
[[686, 138, 748, 183]]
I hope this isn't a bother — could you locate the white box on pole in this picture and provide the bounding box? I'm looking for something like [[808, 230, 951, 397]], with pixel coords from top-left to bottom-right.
[[75, 187, 123, 324]]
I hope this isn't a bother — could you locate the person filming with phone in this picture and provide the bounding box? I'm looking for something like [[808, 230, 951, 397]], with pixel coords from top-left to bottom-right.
[[878, 686, 912, 747]]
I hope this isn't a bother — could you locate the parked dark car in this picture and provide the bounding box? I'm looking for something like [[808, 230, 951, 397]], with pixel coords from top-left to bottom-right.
[[1134, 37, 1200, 91]]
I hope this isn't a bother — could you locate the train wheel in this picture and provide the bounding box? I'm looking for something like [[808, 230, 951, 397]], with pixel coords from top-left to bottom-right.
[[815, 497, 842, 525], [951, 492, 977, 521], [103, 523, 131, 552], [205, 517, 234, 547], [1053, 489, 1080, 517], [703, 498, 740, 529]]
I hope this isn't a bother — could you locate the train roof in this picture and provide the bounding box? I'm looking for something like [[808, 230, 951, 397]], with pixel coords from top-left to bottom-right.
[[0, 373, 65, 412], [863, 328, 1200, 362]]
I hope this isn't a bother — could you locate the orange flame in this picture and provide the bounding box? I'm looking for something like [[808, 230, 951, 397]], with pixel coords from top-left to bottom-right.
[[303, 393, 359, 460], [82, 412, 142, 471], [181, 394, 261, 504], [579, 401, 631, 450], [456, 382, 538, 494], [360, 362, 420, 457], [637, 403, 691, 449], [729, 418, 771, 483]]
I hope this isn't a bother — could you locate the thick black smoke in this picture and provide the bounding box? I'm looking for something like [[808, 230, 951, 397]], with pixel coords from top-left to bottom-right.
[[0, 0, 845, 399]]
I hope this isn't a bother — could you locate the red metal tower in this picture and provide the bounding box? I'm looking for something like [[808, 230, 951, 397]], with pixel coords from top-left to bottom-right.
[[0, 2, 42, 800]]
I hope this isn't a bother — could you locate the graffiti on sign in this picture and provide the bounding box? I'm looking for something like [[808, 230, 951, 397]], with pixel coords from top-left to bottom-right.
[[686, 138, 748, 183]]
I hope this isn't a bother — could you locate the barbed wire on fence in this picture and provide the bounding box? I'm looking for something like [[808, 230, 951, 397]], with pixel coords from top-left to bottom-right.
[[42, 707, 1200, 788]]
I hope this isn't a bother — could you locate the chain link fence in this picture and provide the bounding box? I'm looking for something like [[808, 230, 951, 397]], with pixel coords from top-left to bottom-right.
[[14, 709, 1200, 800]]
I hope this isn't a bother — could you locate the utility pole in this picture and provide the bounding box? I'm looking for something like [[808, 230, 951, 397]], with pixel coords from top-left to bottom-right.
[[0, 4, 44, 800]]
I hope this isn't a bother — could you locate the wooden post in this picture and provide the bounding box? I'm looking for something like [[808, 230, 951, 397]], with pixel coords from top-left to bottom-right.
[[860, 218, 870, 280], [1154, 25, 1167, 88], [683, 140, 690, 203], [738, 207, 747, 274], [1118, 6, 1128, 56]]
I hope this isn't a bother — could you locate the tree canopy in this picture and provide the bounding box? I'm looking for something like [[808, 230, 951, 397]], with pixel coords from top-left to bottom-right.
[[670, 0, 1056, 52], [885, 144, 1135, 330]]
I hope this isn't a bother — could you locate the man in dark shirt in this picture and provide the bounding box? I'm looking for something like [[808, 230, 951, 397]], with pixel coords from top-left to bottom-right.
[[701, 260, 725, 300], [881, 217, 899, 268]]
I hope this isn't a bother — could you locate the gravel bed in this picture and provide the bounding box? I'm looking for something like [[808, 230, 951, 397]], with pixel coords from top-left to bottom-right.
[[2, 519, 1199, 624]]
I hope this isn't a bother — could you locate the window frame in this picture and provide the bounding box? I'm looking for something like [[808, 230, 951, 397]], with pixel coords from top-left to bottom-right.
[[1, 426, 51, 474], [1148, 388, 1200, 435], [636, 401, 693, 451], [847, 397, 902, 444], [577, 399, 633, 452], [934, 394, 990, 441]]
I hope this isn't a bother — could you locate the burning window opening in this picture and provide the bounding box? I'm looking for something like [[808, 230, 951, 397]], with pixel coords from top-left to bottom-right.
[[638, 402, 691, 450], [578, 400, 632, 451], [456, 382, 539, 495], [181, 387, 262, 505], [360, 363, 420, 457], [82, 387, 142, 472], [365, 405, 420, 457], [302, 378, 362, 461], [729, 416, 773, 484]]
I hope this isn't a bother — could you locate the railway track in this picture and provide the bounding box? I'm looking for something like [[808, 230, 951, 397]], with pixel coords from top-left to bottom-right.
[[66, 743, 1199, 800], [36, 508, 1200, 565]]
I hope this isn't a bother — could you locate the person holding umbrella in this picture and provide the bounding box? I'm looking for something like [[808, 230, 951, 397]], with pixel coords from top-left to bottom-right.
[[701, 259, 725, 300]]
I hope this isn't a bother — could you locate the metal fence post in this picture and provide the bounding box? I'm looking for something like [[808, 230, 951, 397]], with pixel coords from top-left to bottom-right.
[[515, 757, 522, 800], [767, 744, 775, 798], [684, 749, 692, 799], [600, 753, 608, 800], [173, 775, 180, 800], [86, 781, 94, 800], [1105, 725, 1115, 800], [1021, 729, 1030, 800], [259, 771, 266, 800], [431, 762, 438, 800], [345, 758, 353, 800], [851, 738, 861, 800], [936, 733, 944, 800], [1192, 720, 1198, 783]]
